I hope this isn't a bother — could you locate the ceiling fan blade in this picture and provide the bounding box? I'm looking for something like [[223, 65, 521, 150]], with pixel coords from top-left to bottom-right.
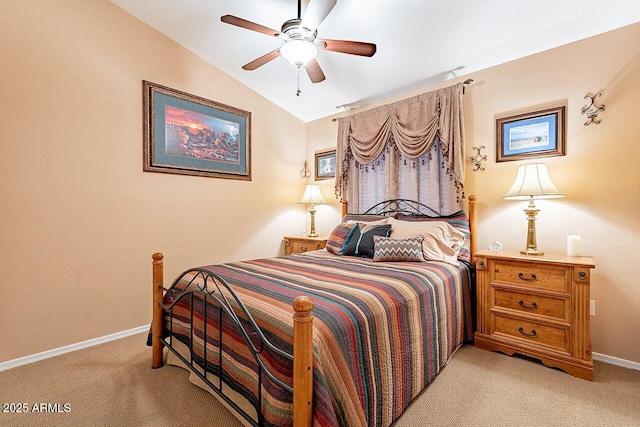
[[305, 59, 326, 83], [242, 49, 281, 70], [300, 0, 337, 31], [318, 39, 377, 57], [221, 15, 280, 37]]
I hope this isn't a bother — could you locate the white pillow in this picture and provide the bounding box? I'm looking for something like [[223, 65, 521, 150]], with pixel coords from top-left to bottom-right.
[[387, 217, 465, 266]]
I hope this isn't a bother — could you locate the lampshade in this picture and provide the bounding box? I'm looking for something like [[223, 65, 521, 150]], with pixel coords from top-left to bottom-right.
[[280, 40, 318, 68], [503, 163, 565, 256], [503, 163, 566, 200], [298, 184, 325, 205]]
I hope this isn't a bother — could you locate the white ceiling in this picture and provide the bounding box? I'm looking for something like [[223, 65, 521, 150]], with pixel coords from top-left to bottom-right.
[[110, 0, 640, 123]]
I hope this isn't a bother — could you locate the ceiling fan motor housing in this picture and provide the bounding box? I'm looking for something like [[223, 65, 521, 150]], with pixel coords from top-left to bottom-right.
[[281, 19, 317, 42]]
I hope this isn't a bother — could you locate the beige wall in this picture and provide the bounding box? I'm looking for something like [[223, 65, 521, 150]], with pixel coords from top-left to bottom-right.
[[307, 23, 640, 363], [0, 1, 307, 362], [304, 120, 343, 235], [465, 23, 640, 364]]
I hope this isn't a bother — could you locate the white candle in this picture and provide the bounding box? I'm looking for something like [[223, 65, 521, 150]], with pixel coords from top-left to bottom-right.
[[567, 235, 582, 257]]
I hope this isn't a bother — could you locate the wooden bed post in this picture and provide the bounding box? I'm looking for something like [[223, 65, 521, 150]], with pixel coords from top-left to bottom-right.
[[341, 200, 348, 217], [292, 296, 314, 427], [152, 252, 165, 369], [468, 195, 478, 261]]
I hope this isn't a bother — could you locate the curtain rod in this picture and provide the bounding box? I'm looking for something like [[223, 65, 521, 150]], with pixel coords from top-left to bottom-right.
[[462, 79, 473, 94], [332, 79, 474, 122]]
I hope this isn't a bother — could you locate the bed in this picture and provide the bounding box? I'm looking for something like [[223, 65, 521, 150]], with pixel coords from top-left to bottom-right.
[[150, 196, 478, 426]]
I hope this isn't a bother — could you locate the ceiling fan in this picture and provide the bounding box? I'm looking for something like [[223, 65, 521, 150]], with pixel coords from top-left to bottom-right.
[[221, 0, 376, 91]]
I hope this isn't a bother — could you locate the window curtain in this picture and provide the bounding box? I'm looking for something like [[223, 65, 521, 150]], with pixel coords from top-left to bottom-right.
[[335, 83, 465, 214]]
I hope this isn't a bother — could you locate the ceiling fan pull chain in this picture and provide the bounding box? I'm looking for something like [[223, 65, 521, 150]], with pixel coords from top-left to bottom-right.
[[296, 68, 302, 96]]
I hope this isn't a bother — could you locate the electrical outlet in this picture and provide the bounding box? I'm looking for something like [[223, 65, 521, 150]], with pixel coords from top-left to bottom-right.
[[590, 300, 596, 316]]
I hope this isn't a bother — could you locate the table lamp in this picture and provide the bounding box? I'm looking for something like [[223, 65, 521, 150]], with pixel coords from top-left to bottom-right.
[[503, 163, 565, 255], [299, 184, 325, 237]]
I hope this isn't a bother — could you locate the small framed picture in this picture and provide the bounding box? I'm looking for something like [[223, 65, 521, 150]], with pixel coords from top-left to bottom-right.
[[314, 149, 336, 180], [496, 106, 565, 162]]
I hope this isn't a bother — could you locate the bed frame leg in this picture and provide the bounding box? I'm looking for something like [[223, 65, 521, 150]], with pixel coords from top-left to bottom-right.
[[292, 296, 314, 427], [468, 195, 477, 262], [152, 252, 165, 369]]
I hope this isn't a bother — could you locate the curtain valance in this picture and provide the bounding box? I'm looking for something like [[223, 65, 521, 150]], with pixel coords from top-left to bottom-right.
[[336, 83, 465, 201]]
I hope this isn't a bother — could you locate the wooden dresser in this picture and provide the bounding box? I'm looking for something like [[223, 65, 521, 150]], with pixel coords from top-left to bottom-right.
[[474, 249, 596, 380], [284, 236, 328, 255]]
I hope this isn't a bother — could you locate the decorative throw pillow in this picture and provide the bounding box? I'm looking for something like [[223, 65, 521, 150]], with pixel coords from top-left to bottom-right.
[[342, 223, 392, 258], [395, 211, 471, 263], [373, 236, 425, 262], [388, 217, 465, 266], [326, 222, 357, 255]]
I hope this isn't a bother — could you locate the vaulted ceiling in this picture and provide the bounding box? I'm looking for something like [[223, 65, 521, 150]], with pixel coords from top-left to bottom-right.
[[111, 0, 640, 122]]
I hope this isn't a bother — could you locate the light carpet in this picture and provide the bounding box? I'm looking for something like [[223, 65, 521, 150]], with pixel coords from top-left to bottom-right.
[[1, 333, 638, 426]]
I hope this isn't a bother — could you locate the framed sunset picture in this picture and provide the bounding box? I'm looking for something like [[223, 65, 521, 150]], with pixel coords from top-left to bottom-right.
[[143, 81, 251, 180]]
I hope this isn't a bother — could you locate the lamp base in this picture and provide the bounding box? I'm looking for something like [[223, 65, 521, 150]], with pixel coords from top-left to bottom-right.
[[308, 206, 318, 238], [520, 197, 544, 256], [520, 248, 544, 256]]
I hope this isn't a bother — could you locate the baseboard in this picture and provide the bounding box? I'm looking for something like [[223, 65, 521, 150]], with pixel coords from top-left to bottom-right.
[[593, 352, 640, 371], [2, 327, 638, 373], [0, 324, 150, 372]]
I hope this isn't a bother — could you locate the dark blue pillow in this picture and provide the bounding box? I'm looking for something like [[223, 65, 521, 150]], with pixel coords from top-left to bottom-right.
[[343, 223, 392, 258]]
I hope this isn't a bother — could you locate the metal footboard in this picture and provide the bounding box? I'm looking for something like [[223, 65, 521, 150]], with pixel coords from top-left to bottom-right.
[[151, 253, 314, 427]]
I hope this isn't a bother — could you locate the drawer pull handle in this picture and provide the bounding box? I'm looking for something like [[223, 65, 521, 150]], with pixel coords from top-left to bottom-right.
[[518, 272, 537, 281], [518, 327, 537, 337], [578, 271, 587, 280], [518, 300, 538, 310], [300, 247, 308, 252]]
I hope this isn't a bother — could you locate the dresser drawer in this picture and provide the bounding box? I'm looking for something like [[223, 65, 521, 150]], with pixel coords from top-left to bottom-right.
[[291, 240, 324, 253], [284, 236, 328, 255], [493, 260, 569, 293], [494, 289, 569, 321], [493, 314, 569, 353]]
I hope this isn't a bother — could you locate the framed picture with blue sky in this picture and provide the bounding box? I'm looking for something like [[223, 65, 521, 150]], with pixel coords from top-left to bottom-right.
[[496, 106, 565, 162]]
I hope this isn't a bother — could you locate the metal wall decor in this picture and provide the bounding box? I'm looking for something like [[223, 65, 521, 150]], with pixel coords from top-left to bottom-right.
[[470, 146, 487, 171], [580, 92, 605, 126], [300, 160, 311, 178]]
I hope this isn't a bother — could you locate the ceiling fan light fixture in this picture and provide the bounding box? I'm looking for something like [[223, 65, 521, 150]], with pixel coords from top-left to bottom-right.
[[280, 40, 318, 68]]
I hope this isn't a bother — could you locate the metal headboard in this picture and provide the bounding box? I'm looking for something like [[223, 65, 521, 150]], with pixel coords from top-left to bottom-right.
[[362, 199, 441, 217]]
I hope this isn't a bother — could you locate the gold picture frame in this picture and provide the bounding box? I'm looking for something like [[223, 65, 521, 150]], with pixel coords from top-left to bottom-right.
[[496, 106, 565, 162], [143, 81, 251, 180], [315, 149, 336, 181]]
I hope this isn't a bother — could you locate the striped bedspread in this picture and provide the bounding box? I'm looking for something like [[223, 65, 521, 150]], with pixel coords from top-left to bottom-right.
[[164, 250, 474, 427]]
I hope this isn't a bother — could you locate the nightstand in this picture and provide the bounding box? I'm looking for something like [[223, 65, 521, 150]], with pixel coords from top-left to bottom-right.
[[284, 236, 328, 255], [474, 249, 596, 380]]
